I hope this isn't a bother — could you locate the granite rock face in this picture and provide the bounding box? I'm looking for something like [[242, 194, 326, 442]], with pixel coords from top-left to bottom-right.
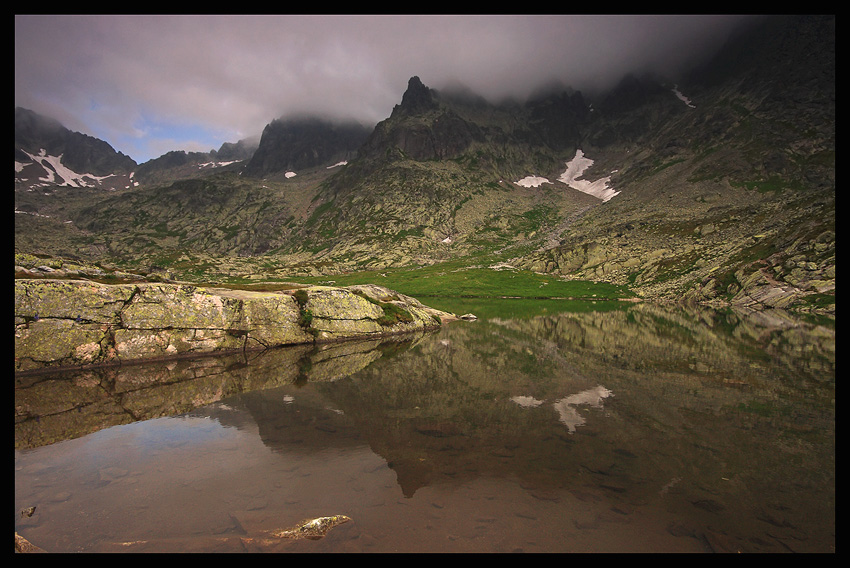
[[14, 279, 454, 372]]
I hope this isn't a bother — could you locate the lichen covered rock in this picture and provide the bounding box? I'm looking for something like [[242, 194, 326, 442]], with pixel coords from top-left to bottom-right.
[[15, 279, 454, 372]]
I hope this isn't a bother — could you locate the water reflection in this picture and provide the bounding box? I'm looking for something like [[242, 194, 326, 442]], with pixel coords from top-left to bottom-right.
[[15, 301, 834, 553], [550, 386, 614, 433], [14, 335, 419, 451]]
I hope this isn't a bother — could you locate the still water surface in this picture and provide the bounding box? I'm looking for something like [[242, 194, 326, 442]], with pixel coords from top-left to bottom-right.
[[15, 299, 835, 553]]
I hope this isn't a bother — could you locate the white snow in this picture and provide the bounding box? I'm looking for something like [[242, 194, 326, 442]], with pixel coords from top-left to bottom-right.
[[327, 161, 348, 169], [557, 149, 620, 202], [14, 208, 51, 218], [197, 160, 239, 169], [511, 395, 544, 408], [513, 149, 620, 202], [516, 175, 551, 188], [17, 149, 117, 188], [285, 171, 297, 178], [671, 85, 696, 108]]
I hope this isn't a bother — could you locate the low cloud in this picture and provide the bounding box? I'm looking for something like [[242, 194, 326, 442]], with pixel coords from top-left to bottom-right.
[[15, 15, 753, 163]]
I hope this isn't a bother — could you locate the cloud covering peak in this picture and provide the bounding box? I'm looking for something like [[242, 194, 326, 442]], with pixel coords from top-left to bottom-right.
[[15, 14, 753, 163]]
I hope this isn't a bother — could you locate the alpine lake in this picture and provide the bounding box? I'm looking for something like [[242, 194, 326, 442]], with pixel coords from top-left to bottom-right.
[[15, 295, 835, 553]]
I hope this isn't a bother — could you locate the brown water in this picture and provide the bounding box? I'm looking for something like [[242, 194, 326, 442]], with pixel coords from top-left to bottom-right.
[[15, 300, 835, 553]]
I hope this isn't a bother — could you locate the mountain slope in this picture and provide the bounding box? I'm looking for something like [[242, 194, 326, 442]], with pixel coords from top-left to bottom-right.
[[516, 15, 834, 308], [281, 75, 600, 268], [14, 15, 834, 312], [15, 107, 138, 190], [243, 116, 372, 179]]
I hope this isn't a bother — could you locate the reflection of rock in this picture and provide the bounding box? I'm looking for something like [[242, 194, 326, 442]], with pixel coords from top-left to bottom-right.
[[307, 339, 384, 382], [552, 386, 613, 433], [493, 302, 835, 386], [294, 302, 832, 501], [14, 333, 429, 450]]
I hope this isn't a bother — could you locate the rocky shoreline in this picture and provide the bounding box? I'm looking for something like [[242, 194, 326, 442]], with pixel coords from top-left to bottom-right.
[[14, 279, 456, 373]]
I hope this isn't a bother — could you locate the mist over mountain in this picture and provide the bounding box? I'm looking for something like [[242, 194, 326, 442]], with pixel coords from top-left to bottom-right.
[[14, 15, 834, 313], [243, 117, 372, 179]]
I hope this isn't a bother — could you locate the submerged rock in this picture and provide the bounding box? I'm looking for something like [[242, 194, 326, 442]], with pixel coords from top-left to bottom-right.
[[14, 279, 455, 372]]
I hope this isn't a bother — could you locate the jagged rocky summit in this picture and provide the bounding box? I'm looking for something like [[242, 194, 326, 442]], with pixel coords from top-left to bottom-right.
[[14, 279, 456, 373]]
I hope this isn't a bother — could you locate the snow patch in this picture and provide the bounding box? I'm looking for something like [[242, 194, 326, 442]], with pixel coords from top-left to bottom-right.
[[515, 175, 551, 188], [16, 149, 123, 189], [513, 149, 620, 202], [511, 395, 544, 408], [558, 149, 620, 202], [15, 208, 51, 218], [197, 160, 239, 169], [671, 85, 696, 108], [327, 161, 348, 169], [285, 171, 297, 178]]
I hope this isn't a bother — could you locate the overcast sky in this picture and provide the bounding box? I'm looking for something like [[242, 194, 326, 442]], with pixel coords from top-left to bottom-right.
[[15, 14, 755, 164]]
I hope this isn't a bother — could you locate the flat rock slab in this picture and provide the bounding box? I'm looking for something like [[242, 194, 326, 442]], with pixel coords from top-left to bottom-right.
[[15, 279, 455, 372]]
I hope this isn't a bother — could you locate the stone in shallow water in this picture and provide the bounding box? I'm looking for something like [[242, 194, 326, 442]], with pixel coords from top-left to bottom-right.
[[272, 515, 352, 540]]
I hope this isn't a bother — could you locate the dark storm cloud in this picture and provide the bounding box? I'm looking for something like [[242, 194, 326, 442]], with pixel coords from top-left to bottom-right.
[[15, 15, 753, 163]]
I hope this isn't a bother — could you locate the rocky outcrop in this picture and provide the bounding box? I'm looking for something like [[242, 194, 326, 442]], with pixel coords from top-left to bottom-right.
[[356, 76, 486, 165], [14, 279, 454, 372]]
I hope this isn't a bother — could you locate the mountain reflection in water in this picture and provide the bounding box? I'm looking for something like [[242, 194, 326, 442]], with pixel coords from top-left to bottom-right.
[[15, 300, 834, 553]]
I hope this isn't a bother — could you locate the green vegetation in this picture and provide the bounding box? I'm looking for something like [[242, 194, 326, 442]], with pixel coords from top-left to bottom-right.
[[291, 288, 315, 330], [290, 259, 633, 301], [731, 175, 805, 193], [293, 289, 309, 306], [353, 291, 415, 326], [423, 296, 628, 320]]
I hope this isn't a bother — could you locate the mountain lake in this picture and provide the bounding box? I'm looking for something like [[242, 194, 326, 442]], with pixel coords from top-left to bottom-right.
[[15, 298, 835, 553]]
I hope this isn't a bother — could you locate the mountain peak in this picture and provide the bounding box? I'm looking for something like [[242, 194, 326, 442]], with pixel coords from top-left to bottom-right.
[[392, 76, 438, 117]]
